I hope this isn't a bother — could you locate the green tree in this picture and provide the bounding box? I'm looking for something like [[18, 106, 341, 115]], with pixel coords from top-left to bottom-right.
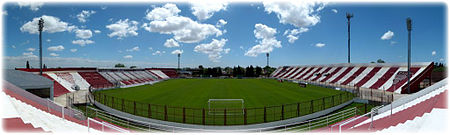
[[263, 66, 275, 76], [115, 63, 125, 68], [255, 66, 262, 77], [130, 66, 137, 68], [377, 59, 385, 63], [26, 61, 30, 69]]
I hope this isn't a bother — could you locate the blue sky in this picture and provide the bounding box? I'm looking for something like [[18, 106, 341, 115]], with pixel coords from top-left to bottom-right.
[[2, 2, 447, 69]]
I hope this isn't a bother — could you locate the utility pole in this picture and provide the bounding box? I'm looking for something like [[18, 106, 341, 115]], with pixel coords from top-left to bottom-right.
[[346, 13, 353, 63], [38, 18, 44, 75], [266, 53, 269, 67], [177, 53, 181, 69], [406, 18, 412, 94]]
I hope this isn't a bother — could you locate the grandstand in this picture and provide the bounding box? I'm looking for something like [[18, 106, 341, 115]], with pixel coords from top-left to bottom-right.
[[271, 62, 433, 94], [2, 62, 447, 133], [14, 68, 176, 96]]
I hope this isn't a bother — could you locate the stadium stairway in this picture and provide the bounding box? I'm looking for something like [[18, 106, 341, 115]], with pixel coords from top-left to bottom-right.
[[2, 90, 46, 132], [150, 70, 170, 79], [378, 108, 447, 132], [70, 72, 91, 90], [46, 73, 76, 92], [345, 87, 447, 132], [2, 118, 47, 132], [1, 91, 101, 133]]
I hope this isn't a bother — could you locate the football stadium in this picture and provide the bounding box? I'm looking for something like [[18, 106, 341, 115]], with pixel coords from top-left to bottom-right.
[[1, 1, 448, 133]]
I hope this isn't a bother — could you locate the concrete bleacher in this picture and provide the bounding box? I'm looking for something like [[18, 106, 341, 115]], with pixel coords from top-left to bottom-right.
[[349, 79, 447, 132], [95, 69, 169, 87], [2, 80, 128, 133], [272, 62, 433, 94], [78, 72, 113, 89]]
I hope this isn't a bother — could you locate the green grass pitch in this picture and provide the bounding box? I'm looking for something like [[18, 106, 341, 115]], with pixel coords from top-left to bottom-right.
[[94, 79, 354, 125], [98, 79, 345, 108]]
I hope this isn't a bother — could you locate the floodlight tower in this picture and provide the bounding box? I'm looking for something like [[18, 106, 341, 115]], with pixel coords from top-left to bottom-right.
[[266, 53, 269, 67], [177, 53, 181, 69], [346, 13, 353, 63], [38, 18, 44, 75], [406, 18, 412, 94]]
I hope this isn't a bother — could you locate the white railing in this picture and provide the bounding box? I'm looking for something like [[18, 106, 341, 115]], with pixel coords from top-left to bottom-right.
[[281, 107, 358, 132], [87, 117, 130, 133], [335, 105, 383, 133]]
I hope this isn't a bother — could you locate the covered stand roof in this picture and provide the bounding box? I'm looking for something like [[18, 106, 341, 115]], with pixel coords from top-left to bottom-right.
[[4, 69, 53, 89]]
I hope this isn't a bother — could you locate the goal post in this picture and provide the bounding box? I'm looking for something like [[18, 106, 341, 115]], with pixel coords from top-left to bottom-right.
[[208, 99, 244, 115]]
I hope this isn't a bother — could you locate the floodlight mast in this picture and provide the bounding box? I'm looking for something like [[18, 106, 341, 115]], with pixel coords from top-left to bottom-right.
[[177, 53, 180, 69], [266, 53, 269, 67], [38, 18, 44, 75], [346, 13, 353, 63], [406, 18, 412, 94]]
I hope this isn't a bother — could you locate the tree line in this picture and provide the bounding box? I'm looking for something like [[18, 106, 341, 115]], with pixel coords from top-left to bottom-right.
[[196, 65, 276, 77]]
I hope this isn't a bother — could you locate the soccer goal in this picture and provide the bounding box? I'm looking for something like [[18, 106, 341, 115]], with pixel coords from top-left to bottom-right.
[[208, 99, 245, 115]]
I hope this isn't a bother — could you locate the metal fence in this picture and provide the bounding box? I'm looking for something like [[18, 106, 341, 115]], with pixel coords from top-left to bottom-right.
[[91, 91, 355, 126], [286, 79, 395, 103]]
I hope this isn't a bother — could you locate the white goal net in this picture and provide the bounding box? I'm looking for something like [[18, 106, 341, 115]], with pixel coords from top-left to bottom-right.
[[208, 99, 244, 115]]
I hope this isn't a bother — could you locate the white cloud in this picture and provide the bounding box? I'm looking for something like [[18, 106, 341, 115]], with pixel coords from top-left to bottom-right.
[[145, 3, 180, 21], [72, 40, 94, 46], [315, 43, 325, 48], [11, 45, 16, 49], [143, 3, 222, 43], [216, 19, 227, 28], [126, 46, 140, 52], [77, 10, 96, 23], [75, 29, 93, 39], [20, 15, 74, 34], [284, 27, 309, 43], [47, 45, 65, 51], [190, 2, 228, 21], [148, 47, 153, 51], [94, 30, 101, 34], [194, 38, 229, 62], [440, 58, 444, 62], [49, 53, 59, 57], [123, 55, 133, 59], [106, 19, 139, 39], [26, 48, 36, 52], [245, 24, 281, 57], [70, 49, 78, 52], [46, 39, 51, 42], [164, 38, 180, 48], [331, 9, 338, 13], [171, 49, 183, 55], [22, 52, 37, 58], [3, 10, 7, 16], [17, 2, 43, 11], [152, 50, 163, 55], [381, 30, 394, 40], [432, 51, 436, 56], [263, 1, 324, 28]]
